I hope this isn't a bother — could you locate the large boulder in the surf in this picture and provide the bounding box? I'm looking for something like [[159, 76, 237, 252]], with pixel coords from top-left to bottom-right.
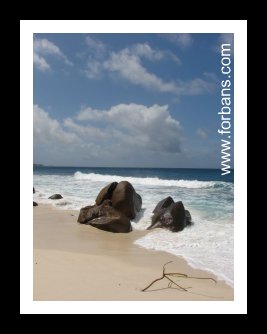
[[111, 181, 142, 219], [152, 196, 174, 214], [185, 210, 192, 226], [33, 187, 35, 194], [95, 182, 118, 206], [148, 200, 190, 232], [135, 193, 142, 213], [48, 194, 63, 200], [78, 200, 131, 233]]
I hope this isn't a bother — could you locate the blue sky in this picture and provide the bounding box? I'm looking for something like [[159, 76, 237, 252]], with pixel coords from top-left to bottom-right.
[[33, 33, 234, 168]]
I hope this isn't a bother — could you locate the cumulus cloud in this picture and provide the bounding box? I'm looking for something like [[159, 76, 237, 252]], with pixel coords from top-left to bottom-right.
[[161, 34, 193, 48], [197, 128, 208, 139], [33, 38, 72, 71], [33, 105, 79, 145], [34, 103, 183, 165], [75, 103, 182, 153]]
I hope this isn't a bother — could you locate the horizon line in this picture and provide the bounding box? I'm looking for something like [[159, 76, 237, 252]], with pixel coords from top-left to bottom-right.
[[33, 164, 234, 170]]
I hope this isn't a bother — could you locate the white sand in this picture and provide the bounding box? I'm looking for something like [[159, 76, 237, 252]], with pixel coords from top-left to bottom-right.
[[33, 205, 233, 301]]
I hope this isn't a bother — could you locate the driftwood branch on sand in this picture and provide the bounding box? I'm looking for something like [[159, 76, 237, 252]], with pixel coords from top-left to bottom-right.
[[142, 261, 217, 292]]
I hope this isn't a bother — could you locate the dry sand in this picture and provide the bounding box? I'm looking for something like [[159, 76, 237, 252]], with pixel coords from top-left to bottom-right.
[[33, 205, 233, 301]]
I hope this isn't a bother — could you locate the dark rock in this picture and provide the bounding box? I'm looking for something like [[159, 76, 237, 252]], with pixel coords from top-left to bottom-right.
[[95, 182, 118, 206], [33, 201, 38, 206], [111, 181, 142, 219], [78, 200, 131, 233], [185, 210, 192, 226], [77, 181, 142, 232], [134, 193, 142, 213], [148, 201, 188, 232], [152, 196, 174, 214], [48, 194, 63, 200], [78, 204, 98, 224], [77, 200, 112, 224], [170, 201, 186, 231], [89, 212, 132, 233], [33, 187, 35, 194]]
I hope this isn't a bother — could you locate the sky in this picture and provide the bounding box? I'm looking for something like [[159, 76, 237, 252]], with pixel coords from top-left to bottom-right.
[[33, 33, 234, 168]]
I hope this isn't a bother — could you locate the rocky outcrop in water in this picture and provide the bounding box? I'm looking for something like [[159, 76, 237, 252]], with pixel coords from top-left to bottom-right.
[[148, 197, 192, 232], [78, 181, 141, 233]]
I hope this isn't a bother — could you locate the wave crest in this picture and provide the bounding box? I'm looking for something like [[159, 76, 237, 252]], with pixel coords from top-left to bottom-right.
[[74, 171, 216, 189]]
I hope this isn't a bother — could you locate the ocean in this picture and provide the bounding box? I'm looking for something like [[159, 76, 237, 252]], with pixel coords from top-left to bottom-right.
[[33, 166, 234, 287]]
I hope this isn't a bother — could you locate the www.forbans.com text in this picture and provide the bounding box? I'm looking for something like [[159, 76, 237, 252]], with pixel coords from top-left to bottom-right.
[[218, 43, 232, 176]]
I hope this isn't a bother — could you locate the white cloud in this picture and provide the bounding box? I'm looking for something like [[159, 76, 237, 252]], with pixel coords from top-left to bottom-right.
[[85, 57, 102, 78], [162, 34, 193, 48], [85, 36, 106, 56], [33, 53, 50, 71], [83, 42, 214, 96], [104, 49, 179, 93], [103, 47, 214, 95], [34, 103, 183, 167], [131, 43, 181, 64], [75, 103, 182, 153], [33, 104, 222, 168], [197, 128, 208, 139], [33, 105, 79, 145], [33, 38, 72, 71]]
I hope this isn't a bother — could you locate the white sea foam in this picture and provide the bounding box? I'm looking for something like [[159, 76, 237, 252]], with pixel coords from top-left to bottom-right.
[[33, 171, 234, 287], [74, 171, 216, 189], [134, 219, 234, 288]]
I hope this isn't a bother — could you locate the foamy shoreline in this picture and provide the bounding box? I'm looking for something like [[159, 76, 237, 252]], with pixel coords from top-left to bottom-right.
[[33, 172, 234, 289], [33, 204, 233, 301]]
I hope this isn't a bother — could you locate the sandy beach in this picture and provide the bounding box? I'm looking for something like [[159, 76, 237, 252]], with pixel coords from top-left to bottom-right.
[[33, 205, 233, 301]]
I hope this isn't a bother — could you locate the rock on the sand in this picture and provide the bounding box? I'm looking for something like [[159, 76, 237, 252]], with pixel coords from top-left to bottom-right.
[[78, 200, 131, 233], [89, 212, 132, 233], [78, 200, 112, 224], [78, 181, 142, 233], [48, 194, 63, 200], [33, 201, 38, 206]]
